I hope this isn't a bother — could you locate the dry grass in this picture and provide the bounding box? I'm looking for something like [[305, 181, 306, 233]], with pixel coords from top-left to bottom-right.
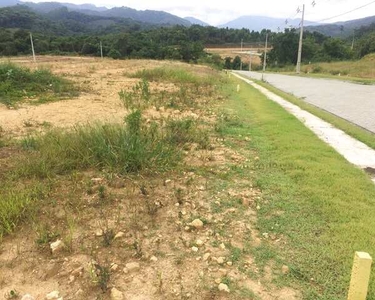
[[269, 54, 375, 83]]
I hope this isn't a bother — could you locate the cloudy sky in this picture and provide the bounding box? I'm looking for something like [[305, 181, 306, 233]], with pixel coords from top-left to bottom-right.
[[29, 0, 375, 25]]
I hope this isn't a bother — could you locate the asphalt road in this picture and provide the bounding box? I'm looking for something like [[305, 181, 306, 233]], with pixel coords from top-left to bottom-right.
[[236, 71, 375, 133]]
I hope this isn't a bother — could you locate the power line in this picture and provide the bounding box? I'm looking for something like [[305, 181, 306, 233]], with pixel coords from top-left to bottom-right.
[[318, 0, 375, 22]]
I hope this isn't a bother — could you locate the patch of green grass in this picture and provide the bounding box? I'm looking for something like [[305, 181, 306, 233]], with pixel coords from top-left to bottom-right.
[[267, 55, 375, 84], [254, 79, 375, 150], [222, 78, 375, 299], [126, 66, 214, 85], [17, 110, 181, 178], [0, 182, 50, 237], [0, 63, 78, 107]]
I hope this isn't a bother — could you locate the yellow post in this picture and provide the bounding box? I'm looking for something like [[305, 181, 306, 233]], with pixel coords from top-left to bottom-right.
[[348, 252, 372, 300], [237, 84, 240, 92]]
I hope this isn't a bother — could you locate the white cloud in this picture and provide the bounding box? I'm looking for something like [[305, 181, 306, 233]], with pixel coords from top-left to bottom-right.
[[27, 0, 375, 25]]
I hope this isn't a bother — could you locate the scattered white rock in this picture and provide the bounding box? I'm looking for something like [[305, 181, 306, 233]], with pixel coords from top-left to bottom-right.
[[68, 275, 75, 283], [95, 229, 104, 237], [262, 232, 269, 239], [114, 232, 125, 240], [190, 219, 204, 229], [215, 278, 221, 284], [217, 257, 225, 265], [192, 246, 199, 252], [218, 283, 230, 293], [196, 239, 204, 246], [219, 243, 226, 250], [111, 263, 119, 271], [164, 179, 172, 185], [125, 262, 140, 273], [110, 288, 124, 300], [227, 261, 233, 266], [150, 256, 158, 262], [21, 295, 35, 300], [46, 291, 60, 299], [50, 240, 65, 254]]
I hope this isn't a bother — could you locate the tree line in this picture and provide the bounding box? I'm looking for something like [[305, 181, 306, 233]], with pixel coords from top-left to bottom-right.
[[0, 5, 374, 67]]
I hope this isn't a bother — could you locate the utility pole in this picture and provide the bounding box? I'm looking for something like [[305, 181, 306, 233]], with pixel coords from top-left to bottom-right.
[[296, 4, 305, 74], [262, 33, 268, 73], [240, 39, 243, 71], [100, 41, 103, 59], [30, 32, 36, 63]]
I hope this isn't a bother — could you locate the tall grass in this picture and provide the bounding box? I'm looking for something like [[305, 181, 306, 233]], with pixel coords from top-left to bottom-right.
[[0, 182, 49, 237], [268, 54, 375, 83], [166, 118, 210, 149], [18, 110, 181, 178], [126, 66, 218, 85], [0, 63, 78, 106]]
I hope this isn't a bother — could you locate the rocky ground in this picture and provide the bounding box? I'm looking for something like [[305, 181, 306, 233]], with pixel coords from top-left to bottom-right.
[[0, 56, 300, 300]]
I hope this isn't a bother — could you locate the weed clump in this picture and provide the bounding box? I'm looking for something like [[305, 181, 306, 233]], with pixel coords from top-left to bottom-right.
[[119, 78, 150, 110], [166, 118, 210, 149], [18, 110, 181, 177], [126, 67, 202, 85], [0, 63, 78, 107]]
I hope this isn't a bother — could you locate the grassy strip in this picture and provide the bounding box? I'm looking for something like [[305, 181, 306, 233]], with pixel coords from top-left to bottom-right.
[[0, 63, 78, 107], [253, 79, 375, 150], [220, 78, 375, 299], [17, 111, 182, 178], [266, 54, 375, 85], [126, 66, 218, 85]]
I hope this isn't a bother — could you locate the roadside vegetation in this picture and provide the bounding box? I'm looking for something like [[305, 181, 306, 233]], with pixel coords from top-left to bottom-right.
[[222, 77, 375, 299], [0, 63, 78, 107], [267, 53, 375, 84], [254, 79, 375, 150]]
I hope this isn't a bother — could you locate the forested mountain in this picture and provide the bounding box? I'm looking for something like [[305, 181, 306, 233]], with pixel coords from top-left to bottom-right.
[[1, 1, 191, 26], [184, 17, 209, 26], [0, 6, 152, 35], [305, 15, 375, 37]]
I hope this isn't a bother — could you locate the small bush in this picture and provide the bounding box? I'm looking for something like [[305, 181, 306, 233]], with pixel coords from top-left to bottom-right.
[[166, 118, 210, 149], [119, 79, 150, 110], [311, 65, 323, 73]]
